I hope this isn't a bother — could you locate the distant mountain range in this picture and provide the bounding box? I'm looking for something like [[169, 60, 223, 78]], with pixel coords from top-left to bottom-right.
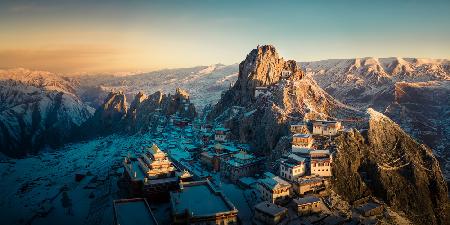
[[0, 68, 94, 156], [0, 57, 448, 160], [302, 57, 449, 110]]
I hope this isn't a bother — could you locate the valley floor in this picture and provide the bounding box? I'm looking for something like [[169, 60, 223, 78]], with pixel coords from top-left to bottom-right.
[[0, 126, 255, 225]]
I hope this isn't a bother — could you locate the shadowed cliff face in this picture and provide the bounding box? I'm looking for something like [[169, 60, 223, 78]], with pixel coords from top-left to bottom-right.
[[385, 81, 450, 176], [332, 109, 450, 225], [124, 88, 196, 132], [76, 91, 128, 138], [77, 88, 196, 138]]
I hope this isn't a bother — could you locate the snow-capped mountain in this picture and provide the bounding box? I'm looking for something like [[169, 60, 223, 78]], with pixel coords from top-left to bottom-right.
[[303, 57, 449, 110], [0, 68, 94, 157], [74, 64, 238, 109]]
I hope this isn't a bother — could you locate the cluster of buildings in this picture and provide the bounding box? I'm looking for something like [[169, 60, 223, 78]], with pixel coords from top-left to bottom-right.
[[249, 119, 343, 224], [121, 144, 190, 198], [113, 113, 386, 225], [118, 143, 240, 225]]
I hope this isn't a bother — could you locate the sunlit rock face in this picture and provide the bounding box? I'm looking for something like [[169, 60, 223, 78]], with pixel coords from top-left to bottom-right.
[[208, 45, 364, 153], [332, 108, 450, 225]]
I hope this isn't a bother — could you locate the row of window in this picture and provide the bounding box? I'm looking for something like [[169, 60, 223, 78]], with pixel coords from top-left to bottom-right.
[[311, 163, 330, 167]]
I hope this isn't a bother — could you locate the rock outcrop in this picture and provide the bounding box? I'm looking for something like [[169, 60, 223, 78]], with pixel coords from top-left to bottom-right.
[[209, 45, 304, 118], [78, 88, 196, 137], [124, 88, 196, 132], [208, 45, 364, 153], [77, 91, 128, 138], [332, 108, 450, 225]]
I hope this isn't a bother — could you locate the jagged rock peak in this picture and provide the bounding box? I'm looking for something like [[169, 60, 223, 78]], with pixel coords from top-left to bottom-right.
[[130, 91, 148, 111], [239, 45, 304, 87], [100, 91, 128, 119], [218, 44, 305, 107], [175, 88, 190, 99]]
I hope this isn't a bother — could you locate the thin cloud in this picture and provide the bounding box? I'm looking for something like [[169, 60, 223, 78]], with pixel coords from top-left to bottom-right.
[[0, 45, 124, 73]]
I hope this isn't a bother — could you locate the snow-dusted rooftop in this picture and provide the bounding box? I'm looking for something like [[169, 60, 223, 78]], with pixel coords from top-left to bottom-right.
[[170, 180, 237, 217], [254, 201, 287, 216], [293, 196, 321, 205], [287, 154, 306, 163], [113, 198, 158, 225], [293, 133, 312, 138], [259, 173, 291, 190]]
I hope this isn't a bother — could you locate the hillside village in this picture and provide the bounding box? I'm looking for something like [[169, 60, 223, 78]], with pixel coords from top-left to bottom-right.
[[0, 46, 447, 225], [110, 72, 389, 225]]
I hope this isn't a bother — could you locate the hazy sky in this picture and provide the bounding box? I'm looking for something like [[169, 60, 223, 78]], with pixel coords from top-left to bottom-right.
[[1, 0, 449, 73]]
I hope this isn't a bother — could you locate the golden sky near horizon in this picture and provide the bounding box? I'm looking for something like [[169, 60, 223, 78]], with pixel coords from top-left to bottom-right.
[[1, 0, 449, 74]]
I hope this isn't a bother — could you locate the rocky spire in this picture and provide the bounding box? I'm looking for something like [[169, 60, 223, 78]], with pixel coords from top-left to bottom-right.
[[208, 45, 304, 119], [235, 45, 303, 105]]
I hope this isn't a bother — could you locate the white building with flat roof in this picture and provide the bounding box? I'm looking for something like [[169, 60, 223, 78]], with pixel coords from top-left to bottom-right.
[[257, 173, 292, 204], [312, 120, 342, 136], [290, 122, 310, 134], [292, 133, 314, 148], [255, 86, 269, 98], [310, 150, 332, 177], [279, 154, 307, 182]]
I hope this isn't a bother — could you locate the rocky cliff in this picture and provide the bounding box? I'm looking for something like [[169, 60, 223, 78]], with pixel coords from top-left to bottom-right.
[[77, 91, 128, 138], [209, 45, 304, 118], [208, 45, 364, 153], [124, 88, 196, 132], [78, 88, 196, 137], [332, 108, 450, 225]]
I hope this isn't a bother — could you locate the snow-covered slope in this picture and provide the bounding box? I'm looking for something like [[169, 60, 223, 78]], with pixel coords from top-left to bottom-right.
[[302, 57, 449, 110], [0, 68, 94, 156], [75, 64, 238, 109], [303, 58, 450, 179]]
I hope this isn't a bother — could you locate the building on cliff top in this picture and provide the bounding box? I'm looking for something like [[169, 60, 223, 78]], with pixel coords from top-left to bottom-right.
[[169, 180, 238, 225], [255, 86, 269, 98], [292, 133, 314, 148], [310, 149, 332, 177], [281, 70, 292, 79], [312, 120, 342, 136], [294, 176, 326, 195], [279, 154, 307, 182], [293, 195, 323, 216], [290, 122, 310, 134]]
